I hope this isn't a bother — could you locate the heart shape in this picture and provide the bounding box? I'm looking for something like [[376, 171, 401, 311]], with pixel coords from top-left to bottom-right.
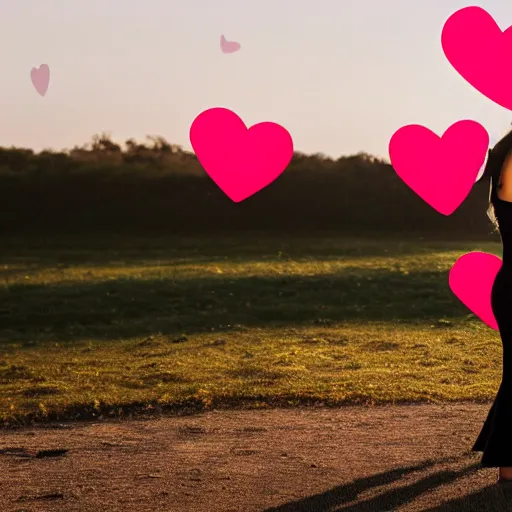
[[442, 6, 512, 111], [388, 120, 488, 215], [449, 251, 501, 330], [220, 35, 240, 54], [30, 64, 50, 96], [189, 107, 293, 202]]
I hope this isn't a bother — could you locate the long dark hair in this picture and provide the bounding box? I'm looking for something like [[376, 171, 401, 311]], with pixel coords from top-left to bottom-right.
[[482, 129, 512, 229]]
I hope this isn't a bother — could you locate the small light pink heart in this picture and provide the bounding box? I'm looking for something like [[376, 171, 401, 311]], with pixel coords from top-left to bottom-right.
[[30, 64, 50, 96], [449, 251, 501, 330], [189, 107, 293, 202], [442, 6, 512, 111], [388, 120, 489, 215], [220, 35, 240, 53]]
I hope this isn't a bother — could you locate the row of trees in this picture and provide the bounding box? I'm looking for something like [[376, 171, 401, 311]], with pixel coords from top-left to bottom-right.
[[0, 134, 495, 238]]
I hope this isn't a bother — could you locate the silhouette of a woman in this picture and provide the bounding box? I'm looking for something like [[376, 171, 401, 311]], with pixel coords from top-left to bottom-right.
[[473, 128, 512, 483]]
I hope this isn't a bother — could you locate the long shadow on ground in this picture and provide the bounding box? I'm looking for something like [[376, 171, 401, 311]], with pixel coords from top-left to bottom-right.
[[265, 456, 506, 512], [0, 268, 474, 344]]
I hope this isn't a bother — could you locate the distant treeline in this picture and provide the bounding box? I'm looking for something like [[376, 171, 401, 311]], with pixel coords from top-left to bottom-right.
[[0, 133, 496, 239]]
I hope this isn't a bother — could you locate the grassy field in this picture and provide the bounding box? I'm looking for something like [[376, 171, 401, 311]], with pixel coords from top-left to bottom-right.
[[0, 235, 504, 426]]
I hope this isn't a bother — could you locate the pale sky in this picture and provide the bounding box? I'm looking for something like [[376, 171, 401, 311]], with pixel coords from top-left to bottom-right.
[[0, 0, 511, 159]]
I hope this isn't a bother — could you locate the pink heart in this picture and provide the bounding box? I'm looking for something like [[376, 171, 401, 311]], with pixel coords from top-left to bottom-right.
[[388, 120, 488, 215], [30, 64, 50, 96], [442, 6, 512, 110], [220, 35, 240, 53], [189, 107, 293, 202], [449, 252, 501, 330]]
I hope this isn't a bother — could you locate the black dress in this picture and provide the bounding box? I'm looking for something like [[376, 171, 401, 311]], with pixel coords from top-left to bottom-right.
[[472, 150, 512, 467]]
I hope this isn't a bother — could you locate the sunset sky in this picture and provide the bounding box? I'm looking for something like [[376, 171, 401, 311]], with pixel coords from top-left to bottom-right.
[[1, 0, 511, 159]]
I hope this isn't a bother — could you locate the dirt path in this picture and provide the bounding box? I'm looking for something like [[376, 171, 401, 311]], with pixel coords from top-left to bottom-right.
[[0, 402, 511, 512]]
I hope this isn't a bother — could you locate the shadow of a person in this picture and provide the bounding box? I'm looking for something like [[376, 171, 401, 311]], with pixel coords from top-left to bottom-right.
[[265, 454, 483, 512]]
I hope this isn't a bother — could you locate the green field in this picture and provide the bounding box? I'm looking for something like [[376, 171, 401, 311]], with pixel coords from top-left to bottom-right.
[[0, 236, 503, 426]]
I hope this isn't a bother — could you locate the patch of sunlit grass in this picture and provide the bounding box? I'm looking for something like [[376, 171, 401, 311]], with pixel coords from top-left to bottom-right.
[[0, 236, 502, 425]]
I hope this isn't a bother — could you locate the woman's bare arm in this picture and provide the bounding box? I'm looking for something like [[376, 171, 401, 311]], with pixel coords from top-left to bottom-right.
[[497, 152, 512, 202]]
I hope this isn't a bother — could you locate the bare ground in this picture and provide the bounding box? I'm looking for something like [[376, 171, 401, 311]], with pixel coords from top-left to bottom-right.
[[0, 402, 511, 512]]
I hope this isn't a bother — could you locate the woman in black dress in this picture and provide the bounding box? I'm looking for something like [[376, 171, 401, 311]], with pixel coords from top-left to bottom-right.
[[473, 129, 512, 482]]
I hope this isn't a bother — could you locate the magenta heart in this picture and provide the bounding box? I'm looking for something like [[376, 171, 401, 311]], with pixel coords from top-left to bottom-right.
[[442, 6, 512, 110], [388, 120, 488, 215], [449, 252, 501, 330], [189, 107, 293, 202]]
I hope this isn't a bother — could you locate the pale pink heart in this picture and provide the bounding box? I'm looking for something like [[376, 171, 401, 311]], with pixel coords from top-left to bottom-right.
[[189, 107, 293, 202], [449, 251, 501, 330], [388, 120, 489, 215], [30, 64, 50, 96], [220, 35, 240, 53], [442, 6, 512, 111]]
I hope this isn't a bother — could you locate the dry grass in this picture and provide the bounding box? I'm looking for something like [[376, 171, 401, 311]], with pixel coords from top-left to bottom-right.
[[0, 235, 503, 425]]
